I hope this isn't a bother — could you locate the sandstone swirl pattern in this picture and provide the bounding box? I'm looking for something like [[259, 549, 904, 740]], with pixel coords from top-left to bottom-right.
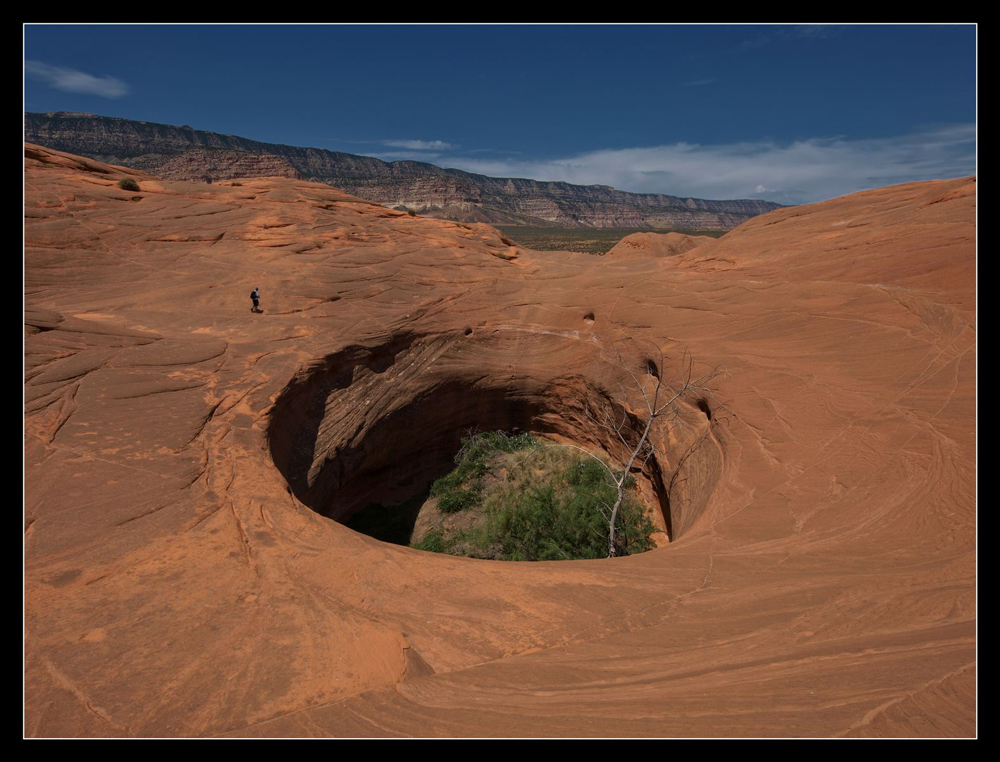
[[24, 144, 975, 737]]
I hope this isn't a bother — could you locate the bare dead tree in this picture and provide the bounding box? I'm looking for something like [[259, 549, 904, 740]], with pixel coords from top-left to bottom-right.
[[586, 343, 721, 557], [498, 342, 721, 558]]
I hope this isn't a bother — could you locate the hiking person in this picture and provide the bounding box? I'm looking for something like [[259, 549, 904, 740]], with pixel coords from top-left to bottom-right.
[[250, 287, 260, 313]]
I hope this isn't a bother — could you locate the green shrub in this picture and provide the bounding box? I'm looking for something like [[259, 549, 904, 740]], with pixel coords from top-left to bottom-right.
[[416, 431, 655, 560], [117, 178, 140, 192], [436, 486, 479, 514], [412, 529, 449, 553], [430, 431, 539, 513], [480, 457, 655, 561]]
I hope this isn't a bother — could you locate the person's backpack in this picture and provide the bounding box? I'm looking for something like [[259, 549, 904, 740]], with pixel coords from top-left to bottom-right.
[[250, 290, 256, 299]]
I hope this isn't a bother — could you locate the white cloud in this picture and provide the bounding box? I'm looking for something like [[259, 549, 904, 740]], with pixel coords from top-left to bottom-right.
[[739, 24, 843, 52], [434, 125, 975, 204], [363, 150, 444, 162], [25, 60, 129, 98], [382, 139, 456, 151]]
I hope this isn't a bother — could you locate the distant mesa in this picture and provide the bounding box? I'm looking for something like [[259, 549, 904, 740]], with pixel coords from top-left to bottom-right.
[[25, 111, 784, 230], [44, 111, 97, 118]]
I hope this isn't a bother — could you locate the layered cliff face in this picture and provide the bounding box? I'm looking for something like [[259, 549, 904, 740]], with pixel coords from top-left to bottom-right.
[[25, 112, 783, 229], [144, 149, 301, 182]]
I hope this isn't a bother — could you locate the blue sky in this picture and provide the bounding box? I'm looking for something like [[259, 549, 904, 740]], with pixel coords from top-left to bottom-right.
[[24, 24, 976, 204]]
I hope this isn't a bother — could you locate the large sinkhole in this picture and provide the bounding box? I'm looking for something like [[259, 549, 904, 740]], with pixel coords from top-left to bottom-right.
[[267, 330, 722, 552]]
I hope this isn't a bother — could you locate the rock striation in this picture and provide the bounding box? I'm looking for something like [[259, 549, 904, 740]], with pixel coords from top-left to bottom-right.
[[150, 149, 301, 183], [25, 112, 782, 229], [24, 142, 975, 738]]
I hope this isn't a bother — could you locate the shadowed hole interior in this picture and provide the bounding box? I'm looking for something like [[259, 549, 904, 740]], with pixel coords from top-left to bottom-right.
[[267, 331, 722, 549], [697, 398, 712, 420]]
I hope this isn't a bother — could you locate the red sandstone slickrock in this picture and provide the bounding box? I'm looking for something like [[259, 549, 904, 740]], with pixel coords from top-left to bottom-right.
[[24, 143, 975, 738]]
